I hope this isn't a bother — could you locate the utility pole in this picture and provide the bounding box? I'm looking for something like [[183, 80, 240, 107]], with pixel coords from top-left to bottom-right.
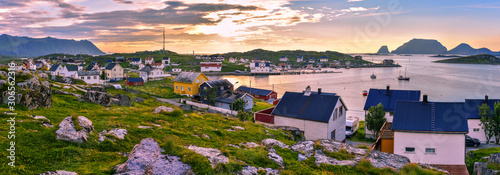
[[163, 27, 165, 56]]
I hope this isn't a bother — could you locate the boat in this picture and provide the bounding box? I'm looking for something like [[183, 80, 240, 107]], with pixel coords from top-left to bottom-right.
[[398, 67, 410, 81], [362, 90, 368, 96], [370, 73, 376, 79]]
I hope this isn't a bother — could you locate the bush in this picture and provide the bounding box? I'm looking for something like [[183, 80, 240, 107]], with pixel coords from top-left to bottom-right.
[[237, 111, 253, 122], [165, 109, 183, 117]]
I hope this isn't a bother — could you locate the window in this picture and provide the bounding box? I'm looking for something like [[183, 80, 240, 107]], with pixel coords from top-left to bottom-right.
[[333, 108, 338, 121], [81, 77, 84, 80], [175, 86, 178, 89], [339, 106, 343, 116], [425, 148, 435, 154], [331, 130, 335, 140], [181, 86, 184, 90], [188, 87, 191, 91], [196, 80, 199, 83], [473, 128, 480, 132], [220, 86, 223, 90], [405, 147, 415, 153]]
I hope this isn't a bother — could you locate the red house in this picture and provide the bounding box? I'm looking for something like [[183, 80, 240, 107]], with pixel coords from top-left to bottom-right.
[[236, 86, 277, 101], [126, 77, 144, 86]]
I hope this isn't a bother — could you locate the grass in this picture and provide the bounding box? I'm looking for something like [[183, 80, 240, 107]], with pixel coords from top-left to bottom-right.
[[347, 121, 375, 143], [252, 99, 275, 112], [357, 145, 369, 149], [487, 162, 500, 171], [323, 149, 355, 160], [466, 147, 500, 174], [122, 78, 184, 98], [71, 116, 82, 131], [221, 64, 248, 72]]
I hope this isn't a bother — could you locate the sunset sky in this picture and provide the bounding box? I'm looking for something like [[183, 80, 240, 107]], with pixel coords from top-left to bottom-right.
[[1, 0, 499, 54]]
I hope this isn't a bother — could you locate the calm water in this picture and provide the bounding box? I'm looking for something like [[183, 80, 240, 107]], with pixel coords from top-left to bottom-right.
[[221, 55, 500, 120]]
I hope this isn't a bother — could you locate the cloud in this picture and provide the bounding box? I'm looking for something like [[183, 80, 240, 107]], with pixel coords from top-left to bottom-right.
[[347, 0, 363, 2], [113, 0, 134, 4]]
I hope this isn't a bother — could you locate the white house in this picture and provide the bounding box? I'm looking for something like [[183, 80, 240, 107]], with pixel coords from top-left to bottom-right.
[[215, 91, 254, 112], [279, 56, 288, 62], [74, 70, 101, 84], [139, 65, 169, 82], [172, 68, 182, 72], [250, 61, 271, 73], [145, 57, 154, 65], [297, 56, 303, 62], [196, 55, 202, 59], [162, 57, 170, 65], [392, 98, 468, 166], [255, 86, 347, 142], [465, 96, 500, 144], [228, 57, 236, 63], [48, 64, 78, 77], [131, 58, 142, 65], [363, 86, 421, 138], [200, 62, 222, 72], [239, 58, 249, 63], [151, 62, 164, 69], [320, 56, 329, 62], [308, 57, 316, 63]]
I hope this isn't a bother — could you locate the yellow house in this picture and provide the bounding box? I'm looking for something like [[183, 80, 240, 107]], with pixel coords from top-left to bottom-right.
[[105, 63, 124, 81], [173, 72, 209, 96]]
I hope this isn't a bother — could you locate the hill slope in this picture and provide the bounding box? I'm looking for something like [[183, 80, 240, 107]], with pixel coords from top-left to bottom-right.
[[0, 34, 105, 57], [224, 49, 353, 62], [447, 43, 498, 55], [377, 46, 390, 54], [391, 39, 447, 54], [434, 54, 500, 64]]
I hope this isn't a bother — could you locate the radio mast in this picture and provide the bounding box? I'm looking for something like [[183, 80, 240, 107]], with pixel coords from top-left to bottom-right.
[[162, 27, 165, 55]]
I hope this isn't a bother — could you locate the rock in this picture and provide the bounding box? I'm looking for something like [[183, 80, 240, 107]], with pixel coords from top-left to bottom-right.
[[261, 138, 289, 149], [417, 163, 449, 174], [81, 91, 112, 107], [268, 147, 285, 168], [192, 134, 199, 138], [38, 73, 49, 80], [187, 145, 229, 168], [138, 126, 153, 129], [30, 115, 49, 121], [56, 116, 94, 143], [226, 129, 235, 132], [0, 70, 7, 78], [115, 138, 193, 175], [298, 154, 307, 162], [151, 123, 162, 128], [132, 97, 144, 102], [239, 142, 260, 149], [377, 45, 390, 54], [489, 153, 500, 164], [53, 84, 61, 87], [53, 90, 70, 95], [473, 153, 500, 175], [239, 166, 280, 175], [317, 140, 367, 155], [98, 128, 128, 142], [63, 86, 70, 89], [2, 76, 52, 110], [227, 144, 241, 149], [291, 141, 315, 157], [202, 134, 210, 139], [87, 86, 106, 92], [180, 104, 194, 112], [314, 149, 357, 166], [366, 150, 410, 170], [42, 121, 53, 128], [34, 170, 77, 175], [153, 106, 174, 114], [272, 126, 305, 141], [112, 94, 131, 106], [0, 80, 6, 87], [232, 126, 245, 130]]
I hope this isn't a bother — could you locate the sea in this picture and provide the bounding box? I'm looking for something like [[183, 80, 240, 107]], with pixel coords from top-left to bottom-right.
[[219, 55, 500, 120]]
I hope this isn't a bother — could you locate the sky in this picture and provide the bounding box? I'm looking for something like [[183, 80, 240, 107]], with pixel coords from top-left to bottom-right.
[[1, 0, 500, 54]]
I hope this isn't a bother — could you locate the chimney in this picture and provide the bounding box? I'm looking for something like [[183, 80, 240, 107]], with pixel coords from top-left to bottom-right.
[[423, 94, 428, 103], [304, 86, 312, 96], [485, 95, 489, 103], [318, 88, 322, 94], [385, 85, 390, 96]]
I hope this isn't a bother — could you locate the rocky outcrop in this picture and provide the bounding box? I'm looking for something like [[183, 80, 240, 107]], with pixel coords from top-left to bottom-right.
[[261, 138, 289, 149], [115, 138, 193, 175], [56, 116, 94, 143], [186, 145, 229, 168], [268, 147, 285, 168], [37, 73, 49, 80], [314, 149, 357, 166], [377, 45, 390, 54], [87, 86, 106, 92], [239, 166, 280, 175], [391, 38, 447, 54], [2, 76, 52, 110], [153, 106, 174, 114], [366, 150, 410, 170], [80, 91, 131, 107], [232, 126, 245, 130], [273, 126, 305, 141], [98, 128, 128, 142], [35, 170, 77, 175], [111, 94, 131, 106], [474, 153, 500, 175], [239, 142, 260, 149], [132, 97, 144, 102], [291, 141, 315, 157], [317, 140, 367, 155]]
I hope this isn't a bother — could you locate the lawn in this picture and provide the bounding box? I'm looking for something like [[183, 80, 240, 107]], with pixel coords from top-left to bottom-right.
[[253, 99, 275, 112], [346, 121, 375, 143]]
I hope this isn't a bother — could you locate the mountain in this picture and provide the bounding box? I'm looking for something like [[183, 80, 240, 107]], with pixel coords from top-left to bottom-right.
[[0, 34, 105, 57], [447, 43, 497, 55], [376, 45, 390, 54], [391, 38, 447, 54], [434, 54, 500, 65]]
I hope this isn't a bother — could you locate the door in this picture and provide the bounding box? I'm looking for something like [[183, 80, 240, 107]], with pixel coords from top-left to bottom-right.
[[331, 130, 336, 140]]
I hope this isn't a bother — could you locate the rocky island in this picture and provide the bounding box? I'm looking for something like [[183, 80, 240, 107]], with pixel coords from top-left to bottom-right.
[[434, 54, 500, 65]]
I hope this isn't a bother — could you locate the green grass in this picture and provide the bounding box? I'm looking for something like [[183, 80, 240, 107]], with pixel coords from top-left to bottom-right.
[[253, 99, 274, 112], [357, 145, 369, 149], [323, 149, 355, 160], [347, 121, 375, 143], [487, 162, 500, 171], [221, 64, 248, 72], [121, 78, 184, 99], [466, 147, 500, 174]]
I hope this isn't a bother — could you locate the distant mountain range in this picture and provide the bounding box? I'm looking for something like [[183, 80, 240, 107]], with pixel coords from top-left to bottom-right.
[[0, 34, 105, 57], [377, 39, 500, 55]]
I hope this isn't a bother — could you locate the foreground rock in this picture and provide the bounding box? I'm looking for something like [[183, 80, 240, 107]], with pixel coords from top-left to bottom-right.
[[474, 153, 500, 175], [98, 128, 128, 142], [35, 170, 77, 175], [291, 141, 315, 157], [2, 76, 52, 110], [132, 97, 144, 102], [115, 138, 193, 175], [186, 145, 229, 168], [314, 149, 357, 166], [272, 126, 305, 141], [111, 94, 131, 106], [318, 140, 367, 155], [80, 91, 131, 107], [239, 142, 260, 149], [268, 147, 285, 168], [239, 166, 280, 175], [366, 150, 410, 170], [56, 116, 94, 143], [261, 138, 289, 149], [153, 106, 174, 114]]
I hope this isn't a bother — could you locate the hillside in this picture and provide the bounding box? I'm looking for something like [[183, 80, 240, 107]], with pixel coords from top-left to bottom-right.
[[0, 34, 105, 57], [391, 39, 447, 54], [434, 54, 500, 64], [376, 46, 390, 54], [225, 49, 354, 62], [447, 43, 500, 55]]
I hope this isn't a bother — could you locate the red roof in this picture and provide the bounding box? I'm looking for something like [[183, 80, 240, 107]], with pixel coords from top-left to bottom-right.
[[151, 63, 162, 66], [200, 62, 222, 67], [145, 57, 153, 60]]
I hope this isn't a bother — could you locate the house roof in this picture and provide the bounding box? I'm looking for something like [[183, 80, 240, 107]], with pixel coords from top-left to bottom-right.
[[49, 64, 60, 71], [392, 101, 468, 133], [320, 56, 328, 59], [132, 58, 141, 62], [363, 88, 421, 112], [66, 65, 79, 71], [280, 56, 287, 58], [162, 57, 170, 60], [127, 77, 144, 82], [105, 63, 118, 70], [173, 72, 202, 83], [151, 62, 163, 66], [202, 79, 233, 88], [105, 60, 113, 63], [200, 62, 222, 67], [271, 91, 342, 123], [139, 65, 158, 73], [216, 91, 251, 104], [145, 57, 153, 60], [297, 56, 303, 59], [464, 99, 500, 119], [85, 63, 97, 70], [77, 70, 100, 76], [236, 86, 274, 97]]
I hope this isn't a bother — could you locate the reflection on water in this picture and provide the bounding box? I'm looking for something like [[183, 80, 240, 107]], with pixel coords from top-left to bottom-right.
[[222, 55, 500, 119]]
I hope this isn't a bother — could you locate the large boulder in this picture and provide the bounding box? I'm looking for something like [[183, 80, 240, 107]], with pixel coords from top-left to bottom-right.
[[314, 149, 357, 166], [35, 170, 77, 175], [115, 138, 193, 175], [268, 147, 285, 168], [87, 86, 106, 92], [291, 141, 315, 157], [474, 153, 500, 175], [239, 142, 260, 149], [366, 150, 410, 170], [186, 145, 229, 168], [132, 97, 144, 102], [56, 116, 94, 143], [261, 138, 289, 149], [81, 91, 112, 106], [112, 94, 131, 106], [37, 73, 49, 80], [2, 76, 51, 110], [317, 139, 367, 155], [98, 128, 128, 142], [273, 126, 305, 141], [239, 166, 280, 175]]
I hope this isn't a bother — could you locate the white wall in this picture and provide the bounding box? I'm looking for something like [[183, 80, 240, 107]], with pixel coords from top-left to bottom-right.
[[327, 100, 346, 142], [365, 111, 392, 138], [201, 66, 221, 72], [468, 119, 494, 143], [274, 116, 328, 140], [393, 132, 466, 165]]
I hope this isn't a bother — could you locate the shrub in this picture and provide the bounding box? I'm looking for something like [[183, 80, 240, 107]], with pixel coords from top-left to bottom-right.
[[237, 111, 253, 122]]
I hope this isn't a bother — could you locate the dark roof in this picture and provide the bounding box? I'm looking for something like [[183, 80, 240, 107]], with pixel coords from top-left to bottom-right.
[[173, 72, 202, 83], [236, 86, 274, 96], [85, 63, 97, 70], [297, 56, 303, 59], [77, 70, 100, 76], [127, 77, 144, 82], [271, 91, 341, 123], [105, 60, 113, 63], [66, 65, 79, 71], [464, 99, 500, 119], [162, 57, 170, 60], [105, 63, 118, 70], [132, 58, 141, 62], [320, 56, 328, 59], [392, 101, 468, 133], [363, 88, 421, 112], [216, 91, 250, 103], [280, 56, 287, 58], [49, 64, 60, 71], [139, 65, 155, 73], [203, 79, 233, 88]]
